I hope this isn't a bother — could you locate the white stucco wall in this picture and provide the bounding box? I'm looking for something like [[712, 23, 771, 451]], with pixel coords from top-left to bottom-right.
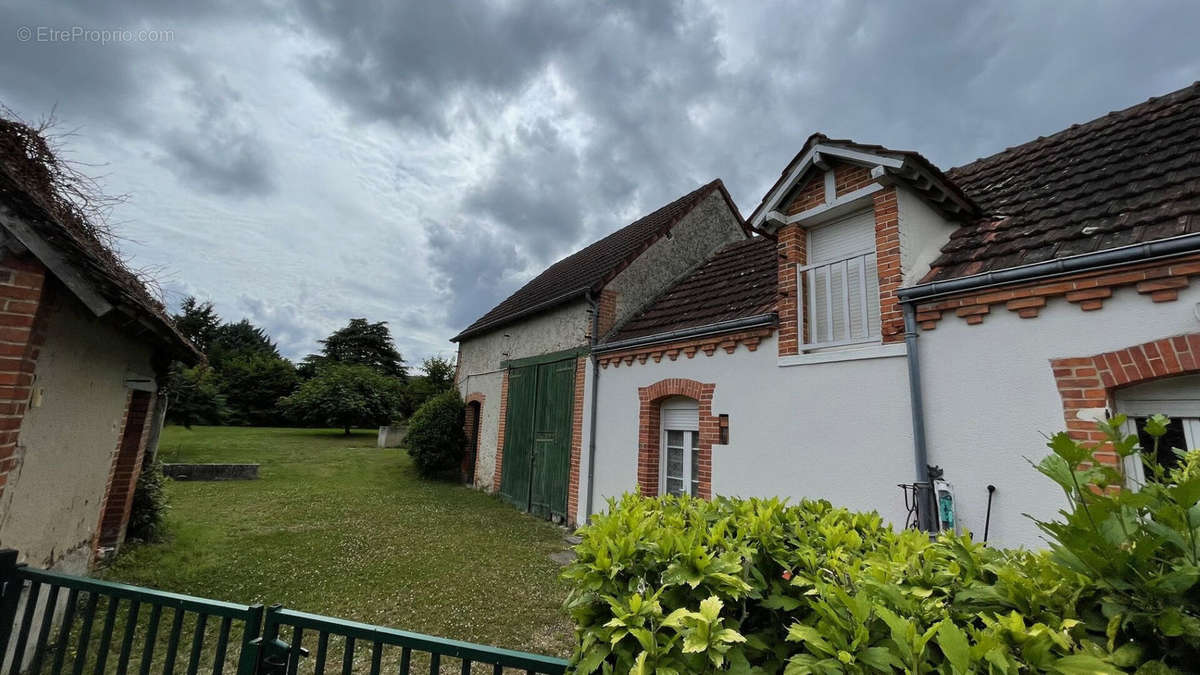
[[584, 335, 916, 528], [0, 295, 156, 573], [605, 191, 746, 331], [897, 186, 960, 286], [919, 282, 1200, 549], [456, 299, 591, 491]]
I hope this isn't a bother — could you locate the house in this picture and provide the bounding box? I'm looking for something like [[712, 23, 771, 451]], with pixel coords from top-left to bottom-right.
[[0, 118, 201, 572], [456, 81, 1200, 548], [452, 180, 749, 524]]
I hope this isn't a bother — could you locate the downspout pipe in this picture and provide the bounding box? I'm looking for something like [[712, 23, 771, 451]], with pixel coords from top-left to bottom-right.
[[584, 292, 601, 523], [902, 301, 929, 484]]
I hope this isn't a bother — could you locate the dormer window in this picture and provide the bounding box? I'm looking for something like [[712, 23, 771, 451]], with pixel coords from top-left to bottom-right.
[[799, 209, 880, 349]]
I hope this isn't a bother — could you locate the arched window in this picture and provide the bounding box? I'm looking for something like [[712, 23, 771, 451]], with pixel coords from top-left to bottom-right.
[[660, 397, 699, 497]]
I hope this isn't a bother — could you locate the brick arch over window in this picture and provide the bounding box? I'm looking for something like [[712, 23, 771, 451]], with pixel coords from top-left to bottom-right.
[[637, 378, 717, 498], [1051, 333, 1200, 466]]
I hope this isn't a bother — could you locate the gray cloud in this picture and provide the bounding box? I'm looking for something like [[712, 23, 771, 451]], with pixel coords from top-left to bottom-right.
[[3, 0, 1200, 363]]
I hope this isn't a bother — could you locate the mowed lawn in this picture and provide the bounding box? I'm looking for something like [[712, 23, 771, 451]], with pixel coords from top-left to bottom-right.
[[102, 426, 575, 658]]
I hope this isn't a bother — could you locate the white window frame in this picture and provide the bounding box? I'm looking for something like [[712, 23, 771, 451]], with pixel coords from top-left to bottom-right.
[[1115, 375, 1200, 489], [659, 398, 700, 497]]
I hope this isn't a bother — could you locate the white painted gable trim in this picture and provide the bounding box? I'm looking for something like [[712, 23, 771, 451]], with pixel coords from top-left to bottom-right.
[[752, 144, 903, 229], [763, 183, 884, 229]]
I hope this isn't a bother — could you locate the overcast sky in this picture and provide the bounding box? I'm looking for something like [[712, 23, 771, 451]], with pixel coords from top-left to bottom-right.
[[2, 1, 1198, 366]]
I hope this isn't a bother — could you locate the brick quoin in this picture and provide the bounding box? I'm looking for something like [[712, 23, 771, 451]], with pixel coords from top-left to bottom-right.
[[637, 378, 716, 499], [873, 187, 905, 343], [595, 289, 618, 339], [600, 326, 773, 368], [916, 254, 1200, 330], [0, 253, 49, 504], [492, 369, 510, 492], [1051, 333, 1200, 469], [567, 356, 586, 525], [463, 392, 485, 486], [95, 389, 155, 556]]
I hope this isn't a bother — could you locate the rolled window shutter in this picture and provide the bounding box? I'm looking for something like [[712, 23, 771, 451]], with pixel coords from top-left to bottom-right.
[[806, 210, 880, 343], [661, 398, 699, 431]]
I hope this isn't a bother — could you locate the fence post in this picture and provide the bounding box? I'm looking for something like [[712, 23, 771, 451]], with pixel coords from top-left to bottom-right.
[[0, 549, 22, 669], [235, 604, 265, 675]]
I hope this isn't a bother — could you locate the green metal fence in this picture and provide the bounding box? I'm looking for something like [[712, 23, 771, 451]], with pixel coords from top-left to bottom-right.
[[0, 551, 568, 675]]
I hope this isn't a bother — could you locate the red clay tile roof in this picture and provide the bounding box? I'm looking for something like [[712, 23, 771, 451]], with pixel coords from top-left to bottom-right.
[[452, 179, 746, 342], [925, 81, 1200, 282], [610, 235, 777, 342]]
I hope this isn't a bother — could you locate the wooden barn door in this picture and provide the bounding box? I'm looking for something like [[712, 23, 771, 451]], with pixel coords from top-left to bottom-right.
[[530, 359, 574, 520], [499, 358, 575, 521], [499, 365, 537, 509]]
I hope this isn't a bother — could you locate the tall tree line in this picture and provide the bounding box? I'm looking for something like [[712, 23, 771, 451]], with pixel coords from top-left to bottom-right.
[[167, 297, 454, 430]]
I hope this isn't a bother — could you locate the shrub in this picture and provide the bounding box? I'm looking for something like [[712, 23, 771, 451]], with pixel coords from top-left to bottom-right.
[[277, 364, 405, 434], [562, 415, 1200, 674], [126, 456, 168, 543], [405, 390, 465, 479]]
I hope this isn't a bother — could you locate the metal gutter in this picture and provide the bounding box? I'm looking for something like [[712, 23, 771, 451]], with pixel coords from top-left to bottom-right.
[[592, 313, 777, 354], [898, 233, 1200, 303]]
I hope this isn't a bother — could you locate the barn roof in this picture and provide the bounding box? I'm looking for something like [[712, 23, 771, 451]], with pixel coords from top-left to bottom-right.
[[451, 179, 746, 342]]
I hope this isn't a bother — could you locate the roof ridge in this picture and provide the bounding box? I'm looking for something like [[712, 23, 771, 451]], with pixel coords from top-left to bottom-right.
[[948, 80, 1200, 179]]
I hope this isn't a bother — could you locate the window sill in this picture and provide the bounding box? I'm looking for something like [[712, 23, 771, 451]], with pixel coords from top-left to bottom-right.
[[778, 342, 906, 367]]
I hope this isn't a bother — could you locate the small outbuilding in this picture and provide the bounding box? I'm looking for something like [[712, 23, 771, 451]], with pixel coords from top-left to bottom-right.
[[0, 118, 201, 572]]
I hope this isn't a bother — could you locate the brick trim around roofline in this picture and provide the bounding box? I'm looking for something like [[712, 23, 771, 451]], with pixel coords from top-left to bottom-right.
[[914, 254, 1200, 329], [636, 378, 716, 499], [1051, 333, 1200, 470], [598, 326, 773, 369]]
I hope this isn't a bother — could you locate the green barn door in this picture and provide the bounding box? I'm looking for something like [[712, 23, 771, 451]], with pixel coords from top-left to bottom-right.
[[499, 364, 537, 509], [530, 359, 575, 520], [499, 357, 576, 520]]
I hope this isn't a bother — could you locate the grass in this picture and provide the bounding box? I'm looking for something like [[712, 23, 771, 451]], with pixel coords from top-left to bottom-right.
[[101, 426, 575, 660]]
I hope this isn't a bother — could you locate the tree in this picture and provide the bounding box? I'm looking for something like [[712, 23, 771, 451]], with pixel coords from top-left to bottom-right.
[[277, 364, 405, 434], [315, 318, 407, 380], [421, 356, 456, 392], [401, 356, 457, 417], [208, 319, 280, 370], [218, 353, 299, 426], [173, 297, 220, 353], [405, 390, 465, 479], [164, 363, 227, 428]]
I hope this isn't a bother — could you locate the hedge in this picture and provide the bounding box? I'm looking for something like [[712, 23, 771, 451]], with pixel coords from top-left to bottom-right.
[[561, 415, 1200, 674]]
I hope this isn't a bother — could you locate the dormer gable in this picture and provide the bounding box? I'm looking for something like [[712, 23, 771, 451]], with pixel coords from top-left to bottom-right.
[[758, 136, 980, 360], [749, 135, 979, 232]]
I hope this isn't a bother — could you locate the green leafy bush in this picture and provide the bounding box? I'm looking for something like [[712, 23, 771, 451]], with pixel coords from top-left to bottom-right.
[[126, 456, 168, 543], [404, 390, 465, 479], [277, 363, 405, 434], [563, 415, 1200, 674]]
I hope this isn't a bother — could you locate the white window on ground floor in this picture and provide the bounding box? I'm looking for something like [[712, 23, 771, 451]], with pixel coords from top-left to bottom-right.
[[1115, 373, 1200, 487], [801, 209, 881, 350], [660, 397, 700, 497]]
